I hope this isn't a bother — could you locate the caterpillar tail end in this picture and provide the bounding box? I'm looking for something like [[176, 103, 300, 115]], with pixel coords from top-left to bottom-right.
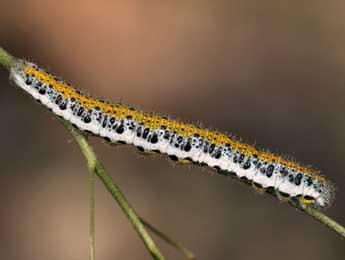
[[315, 180, 335, 209]]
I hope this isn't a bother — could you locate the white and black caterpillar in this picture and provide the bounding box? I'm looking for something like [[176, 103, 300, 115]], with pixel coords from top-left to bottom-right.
[[10, 59, 335, 208]]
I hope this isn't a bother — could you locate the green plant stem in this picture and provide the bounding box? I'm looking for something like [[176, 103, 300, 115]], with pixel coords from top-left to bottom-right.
[[289, 200, 345, 237], [60, 120, 164, 260], [0, 46, 345, 244], [140, 218, 196, 260], [64, 123, 195, 260], [88, 153, 95, 260], [0, 47, 15, 70]]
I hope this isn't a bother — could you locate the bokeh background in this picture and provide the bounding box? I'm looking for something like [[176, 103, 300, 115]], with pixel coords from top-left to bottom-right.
[[1, 1, 344, 259]]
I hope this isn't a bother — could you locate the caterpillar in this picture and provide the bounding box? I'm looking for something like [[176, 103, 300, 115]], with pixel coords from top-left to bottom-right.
[[10, 59, 334, 208]]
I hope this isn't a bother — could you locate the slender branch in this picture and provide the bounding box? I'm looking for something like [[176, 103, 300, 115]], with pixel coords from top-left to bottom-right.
[[0, 47, 15, 70], [88, 150, 96, 260], [64, 124, 195, 260], [64, 124, 195, 259], [289, 200, 345, 237], [60, 119, 165, 260], [140, 218, 196, 260]]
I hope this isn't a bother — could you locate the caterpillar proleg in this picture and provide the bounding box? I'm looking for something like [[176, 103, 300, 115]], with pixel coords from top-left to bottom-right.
[[10, 59, 334, 208]]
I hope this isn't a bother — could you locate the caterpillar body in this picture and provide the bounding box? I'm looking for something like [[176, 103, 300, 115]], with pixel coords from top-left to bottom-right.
[[10, 60, 334, 208]]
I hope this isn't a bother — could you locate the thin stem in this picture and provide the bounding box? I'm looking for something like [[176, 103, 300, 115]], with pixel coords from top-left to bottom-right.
[[69, 125, 195, 259], [289, 200, 345, 237], [88, 150, 96, 260], [140, 218, 196, 260], [60, 120, 165, 260], [0, 47, 16, 70]]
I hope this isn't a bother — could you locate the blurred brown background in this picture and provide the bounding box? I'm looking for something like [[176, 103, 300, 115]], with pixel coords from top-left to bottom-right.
[[1, 1, 344, 259]]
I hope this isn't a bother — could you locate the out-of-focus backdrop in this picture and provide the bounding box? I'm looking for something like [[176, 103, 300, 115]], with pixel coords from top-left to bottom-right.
[[1, 1, 344, 259]]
